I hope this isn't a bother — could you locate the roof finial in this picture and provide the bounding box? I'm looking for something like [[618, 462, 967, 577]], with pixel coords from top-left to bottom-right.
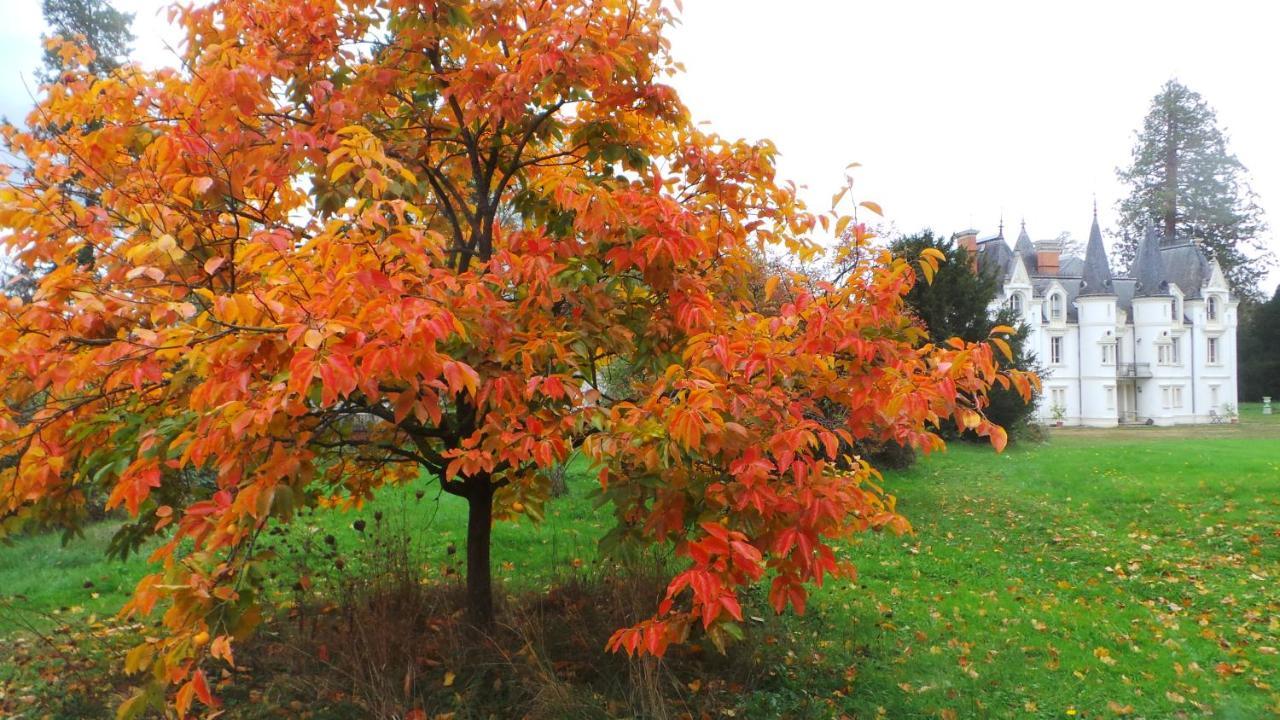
[[998, 211, 1004, 238], [1092, 194, 1098, 220]]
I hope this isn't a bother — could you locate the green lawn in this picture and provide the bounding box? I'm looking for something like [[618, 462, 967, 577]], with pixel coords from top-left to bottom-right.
[[2, 412, 1278, 718]]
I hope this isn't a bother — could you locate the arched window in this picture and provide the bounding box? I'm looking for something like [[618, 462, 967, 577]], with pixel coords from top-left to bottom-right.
[[1207, 295, 1219, 321], [1050, 293, 1063, 321], [1009, 292, 1023, 315]]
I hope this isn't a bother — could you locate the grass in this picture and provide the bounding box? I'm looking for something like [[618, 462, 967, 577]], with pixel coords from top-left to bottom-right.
[[2, 407, 1278, 718]]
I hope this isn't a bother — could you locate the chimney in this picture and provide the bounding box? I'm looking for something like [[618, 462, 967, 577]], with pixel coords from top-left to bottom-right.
[[954, 229, 979, 271], [1035, 239, 1062, 275]]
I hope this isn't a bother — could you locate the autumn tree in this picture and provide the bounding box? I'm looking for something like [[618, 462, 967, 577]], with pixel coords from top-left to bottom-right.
[[0, 0, 136, 300], [1115, 80, 1271, 300], [890, 230, 1039, 438], [39, 0, 135, 84], [0, 1, 1028, 714]]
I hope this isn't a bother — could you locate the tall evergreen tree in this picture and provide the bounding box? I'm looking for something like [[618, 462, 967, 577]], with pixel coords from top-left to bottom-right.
[[39, 0, 134, 83], [1115, 79, 1270, 301]]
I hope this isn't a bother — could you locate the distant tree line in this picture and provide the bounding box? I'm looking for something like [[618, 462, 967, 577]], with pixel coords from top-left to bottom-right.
[[1239, 286, 1280, 402]]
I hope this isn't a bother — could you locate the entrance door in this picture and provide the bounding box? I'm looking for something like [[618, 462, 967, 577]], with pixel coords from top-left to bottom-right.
[[1122, 384, 1136, 423]]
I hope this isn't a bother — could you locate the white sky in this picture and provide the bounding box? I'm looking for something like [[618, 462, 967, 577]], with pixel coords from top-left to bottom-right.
[[2, 0, 1277, 290]]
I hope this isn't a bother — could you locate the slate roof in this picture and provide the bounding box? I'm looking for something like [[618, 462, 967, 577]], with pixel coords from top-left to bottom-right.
[[973, 213, 1218, 322], [1059, 256, 1084, 276], [977, 237, 1013, 279], [1013, 223, 1037, 273], [1159, 243, 1210, 299], [1114, 278, 1137, 314], [1079, 214, 1114, 296], [1134, 225, 1169, 297]]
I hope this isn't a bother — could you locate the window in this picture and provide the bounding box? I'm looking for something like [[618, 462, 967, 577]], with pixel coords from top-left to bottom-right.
[[1050, 336, 1064, 364], [1207, 296, 1219, 321], [1172, 386, 1184, 409], [1009, 293, 1023, 315], [1208, 337, 1219, 364], [1101, 344, 1115, 365], [1171, 296, 1182, 323], [1105, 386, 1115, 410], [1210, 384, 1220, 407], [1050, 293, 1064, 322], [1161, 386, 1171, 408], [1158, 340, 1181, 365], [1051, 387, 1067, 410]]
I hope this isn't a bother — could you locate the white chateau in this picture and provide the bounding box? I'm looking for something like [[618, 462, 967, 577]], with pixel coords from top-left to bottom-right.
[[957, 213, 1239, 427]]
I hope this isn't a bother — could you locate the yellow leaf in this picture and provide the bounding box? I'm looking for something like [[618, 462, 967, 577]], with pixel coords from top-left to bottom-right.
[[303, 329, 324, 349], [918, 260, 936, 285], [835, 215, 853, 238], [830, 186, 849, 209], [443, 671, 456, 687], [330, 162, 357, 182], [123, 643, 152, 674], [859, 200, 883, 216], [116, 691, 149, 720], [992, 337, 1013, 361], [989, 324, 1015, 336], [764, 275, 779, 302]]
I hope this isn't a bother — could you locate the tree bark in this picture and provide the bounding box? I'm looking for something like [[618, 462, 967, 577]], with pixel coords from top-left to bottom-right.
[[549, 461, 568, 498], [1164, 110, 1178, 241], [465, 478, 495, 626]]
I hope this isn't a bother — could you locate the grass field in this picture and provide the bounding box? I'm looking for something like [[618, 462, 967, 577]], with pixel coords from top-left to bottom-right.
[[2, 404, 1277, 717]]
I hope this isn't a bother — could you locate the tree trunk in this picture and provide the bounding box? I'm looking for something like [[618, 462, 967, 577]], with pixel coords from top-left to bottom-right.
[[549, 461, 569, 498], [1164, 111, 1178, 241], [465, 479, 495, 626]]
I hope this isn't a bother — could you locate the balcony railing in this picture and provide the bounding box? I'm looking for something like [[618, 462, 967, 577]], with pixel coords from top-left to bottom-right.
[[1117, 362, 1152, 378]]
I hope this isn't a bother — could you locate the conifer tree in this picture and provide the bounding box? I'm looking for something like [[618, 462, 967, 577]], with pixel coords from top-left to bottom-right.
[[890, 230, 1039, 438], [1115, 80, 1270, 301], [1238, 285, 1280, 402], [39, 0, 135, 83]]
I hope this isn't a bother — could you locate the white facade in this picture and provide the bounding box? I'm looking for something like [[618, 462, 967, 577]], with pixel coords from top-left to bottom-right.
[[970, 218, 1238, 427]]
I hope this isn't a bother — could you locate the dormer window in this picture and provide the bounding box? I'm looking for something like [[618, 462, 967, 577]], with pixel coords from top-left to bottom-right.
[[1050, 293, 1064, 322], [1207, 295, 1219, 321], [1009, 292, 1023, 315]]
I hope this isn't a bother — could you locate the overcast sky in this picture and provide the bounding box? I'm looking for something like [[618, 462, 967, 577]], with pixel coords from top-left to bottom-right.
[[3, 0, 1277, 289]]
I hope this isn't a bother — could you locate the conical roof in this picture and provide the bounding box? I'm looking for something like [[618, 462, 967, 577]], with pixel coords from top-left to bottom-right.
[[1079, 213, 1114, 296], [1134, 224, 1169, 297], [1013, 221, 1037, 273]]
